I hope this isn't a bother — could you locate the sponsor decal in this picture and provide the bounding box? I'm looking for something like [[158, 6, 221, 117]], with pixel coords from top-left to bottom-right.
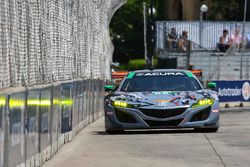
[[212, 109, 219, 112], [213, 80, 250, 102], [106, 112, 113, 115], [152, 91, 171, 95], [157, 102, 169, 107], [218, 87, 242, 97], [242, 82, 250, 100], [184, 71, 194, 77], [135, 73, 144, 77], [136, 72, 184, 77], [127, 72, 135, 79], [154, 99, 171, 103], [211, 94, 219, 101]]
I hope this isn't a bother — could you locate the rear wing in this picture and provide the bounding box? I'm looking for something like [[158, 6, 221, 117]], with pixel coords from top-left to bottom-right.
[[111, 71, 128, 84], [191, 70, 202, 77], [111, 70, 203, 84], [191, 69, 203, 83]]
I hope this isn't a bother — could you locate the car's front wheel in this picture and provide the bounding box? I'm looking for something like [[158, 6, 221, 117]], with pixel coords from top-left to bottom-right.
[[194, 128, 219, 133]]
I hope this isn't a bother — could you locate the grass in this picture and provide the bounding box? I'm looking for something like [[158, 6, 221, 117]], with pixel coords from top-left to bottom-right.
[[118, 59, 157, 71]]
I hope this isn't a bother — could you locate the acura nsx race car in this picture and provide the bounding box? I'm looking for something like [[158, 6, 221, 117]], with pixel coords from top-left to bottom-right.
[[104, 69, 219, 134]]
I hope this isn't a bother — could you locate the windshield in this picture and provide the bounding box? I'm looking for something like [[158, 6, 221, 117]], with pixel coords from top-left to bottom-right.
[[121, 75, 202, 92]]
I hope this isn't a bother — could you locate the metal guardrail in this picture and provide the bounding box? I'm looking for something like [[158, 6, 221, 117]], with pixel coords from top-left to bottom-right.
[[157, 50, 250, 81], [0, 79, 105, 167]]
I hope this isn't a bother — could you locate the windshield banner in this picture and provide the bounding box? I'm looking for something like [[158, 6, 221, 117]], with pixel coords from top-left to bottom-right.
[[212, 80, 250, 102]]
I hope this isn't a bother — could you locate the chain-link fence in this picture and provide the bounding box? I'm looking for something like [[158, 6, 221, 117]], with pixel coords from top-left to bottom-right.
[[0, 0, 125, 89]]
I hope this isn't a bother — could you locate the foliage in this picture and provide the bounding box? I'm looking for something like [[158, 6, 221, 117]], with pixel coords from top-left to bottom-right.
[[127, 59, 157, 71], [110, 0, 145, 63], [110, 0, 157, 64], [155, 0, 250, 21], [110, 0, 250, 65], [207, 0, 247, 21], [128, 59, 146, 70]]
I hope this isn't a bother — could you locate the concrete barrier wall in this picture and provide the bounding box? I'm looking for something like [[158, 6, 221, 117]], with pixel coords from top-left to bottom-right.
[[0, 94, 6, 167], [0, 79, 104, 167]]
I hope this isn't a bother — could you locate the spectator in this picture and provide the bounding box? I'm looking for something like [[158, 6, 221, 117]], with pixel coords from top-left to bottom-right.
[[187, 64, 194, 70], [218, 29, 230, 52], [179, 31, 189, 52], [229, 28, 242, 49], [167, 27, 178, 50], [246, 33, 250, 49]]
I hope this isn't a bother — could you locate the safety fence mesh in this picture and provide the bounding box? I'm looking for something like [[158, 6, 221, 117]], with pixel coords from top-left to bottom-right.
[[0, 0, 125, 89]]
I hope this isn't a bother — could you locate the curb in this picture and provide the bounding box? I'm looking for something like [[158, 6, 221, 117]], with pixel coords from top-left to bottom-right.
[[219, 107, 250, 113]]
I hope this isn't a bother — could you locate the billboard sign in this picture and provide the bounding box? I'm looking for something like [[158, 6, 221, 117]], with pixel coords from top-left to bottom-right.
[[212, 80, 250, 102]]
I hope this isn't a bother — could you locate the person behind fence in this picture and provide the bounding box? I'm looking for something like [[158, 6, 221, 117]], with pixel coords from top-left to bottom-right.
[[167, 27, 178, 49], [179, 31, 188, 52], [229, 28, 242, 49], [246, 33, 250, 49], [218, 29, 230, 52]]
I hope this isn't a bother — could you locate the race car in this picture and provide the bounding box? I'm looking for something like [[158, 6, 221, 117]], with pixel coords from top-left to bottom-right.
[[104, 69, 219, 134]]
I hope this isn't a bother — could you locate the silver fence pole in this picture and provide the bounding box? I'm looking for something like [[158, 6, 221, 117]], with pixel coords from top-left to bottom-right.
[[143, 2, 148, 65], [199, 12, 203, 47], [240, 0, 247, 79]]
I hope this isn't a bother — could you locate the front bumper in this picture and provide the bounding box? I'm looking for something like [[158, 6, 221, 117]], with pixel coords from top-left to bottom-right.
[[105, 104, 219, 130]]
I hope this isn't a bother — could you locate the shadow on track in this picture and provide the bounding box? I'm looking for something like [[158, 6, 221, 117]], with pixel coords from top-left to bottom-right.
[[92, 129, 197, 135]]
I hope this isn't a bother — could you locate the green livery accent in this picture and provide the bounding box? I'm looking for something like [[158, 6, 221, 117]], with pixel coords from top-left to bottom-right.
[[127, 72, 135, 79], [185, 71, 194, 77], [104, 85, 115, 91]]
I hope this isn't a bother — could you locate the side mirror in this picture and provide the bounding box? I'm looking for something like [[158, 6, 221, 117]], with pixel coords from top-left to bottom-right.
[[104, 85, 115, 92], [207, 82, 217, 89]]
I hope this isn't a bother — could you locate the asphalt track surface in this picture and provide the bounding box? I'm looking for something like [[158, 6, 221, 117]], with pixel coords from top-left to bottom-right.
[[44, 109, 250, 167]]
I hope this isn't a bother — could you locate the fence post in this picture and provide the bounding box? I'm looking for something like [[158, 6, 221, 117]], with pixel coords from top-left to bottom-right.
[[217, 54, 220, 80], [186, 40, 191, 69]]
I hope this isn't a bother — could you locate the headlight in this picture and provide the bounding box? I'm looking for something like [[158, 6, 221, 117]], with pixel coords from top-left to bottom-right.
[[192, 98, 214, 108], [112, 100, 140, 108], [113, 100, 128, 108]]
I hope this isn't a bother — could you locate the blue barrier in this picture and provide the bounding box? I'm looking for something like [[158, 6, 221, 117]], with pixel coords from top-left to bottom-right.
[[72, 80, 82, 129], [0, 94, 6, 167], [82, 80, 88, 127], [40, 87, 52, 163], [213, 80, 250, 102], [8, 91, 26, 167], [26, 88, 40, 166], [0, 79, 104, 166], [51, 84, 62, 155], [86, 80, 92, 124], [61, 83, 73, 133]]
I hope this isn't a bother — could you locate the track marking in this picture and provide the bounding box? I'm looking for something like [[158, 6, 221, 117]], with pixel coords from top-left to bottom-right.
[[204, 134, 227, 167]]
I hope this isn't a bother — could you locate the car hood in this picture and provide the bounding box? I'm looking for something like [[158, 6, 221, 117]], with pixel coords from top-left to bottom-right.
[[111, 90, 218, 108]]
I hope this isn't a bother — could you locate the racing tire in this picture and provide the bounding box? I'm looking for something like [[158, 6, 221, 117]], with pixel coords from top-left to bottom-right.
[[106, 129, 124, 134], [194, 128, 218, 133]]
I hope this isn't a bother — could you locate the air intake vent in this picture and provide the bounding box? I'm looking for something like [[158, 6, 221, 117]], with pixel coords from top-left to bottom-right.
[[190, 107, 211, 122], [145, 119, 183, 127], [139, 108, 187, 118], [115, 109, 137, 123]]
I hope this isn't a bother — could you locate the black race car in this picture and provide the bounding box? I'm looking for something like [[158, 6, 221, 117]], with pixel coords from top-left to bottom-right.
[[104, 69, 219, 134]]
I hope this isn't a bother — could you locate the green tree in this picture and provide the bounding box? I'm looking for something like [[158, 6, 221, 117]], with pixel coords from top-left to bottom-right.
[[207, 0, 247, 21], [110, 0, 155, 63], [110, 0, 250, 64]]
